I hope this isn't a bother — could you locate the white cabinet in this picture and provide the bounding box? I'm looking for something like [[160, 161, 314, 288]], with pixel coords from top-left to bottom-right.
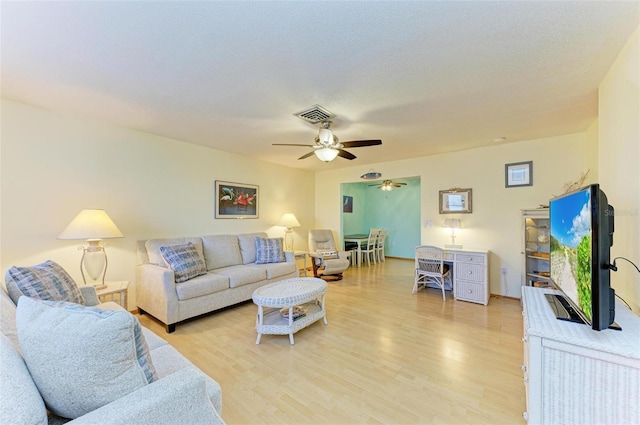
[[521, 209, 551, 288], [451, 249, 489, 305], [521, 286, 640, 425]]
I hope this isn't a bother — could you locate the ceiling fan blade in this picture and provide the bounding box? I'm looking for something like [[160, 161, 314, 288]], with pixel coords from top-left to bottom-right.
[[392, 183, 407, 187], [337, 149, 356, 160], [297, 151, 316, 160], [368, 184, 381, 187], [273, 143, 316, 147], [341, 139, 382, 148]]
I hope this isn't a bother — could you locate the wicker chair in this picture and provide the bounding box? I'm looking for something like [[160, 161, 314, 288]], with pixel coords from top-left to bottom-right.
[[308, 229, 351, 281], [413, 245, 452, 301]]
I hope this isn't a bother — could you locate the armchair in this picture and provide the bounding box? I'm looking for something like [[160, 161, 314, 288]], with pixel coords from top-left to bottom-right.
[[308, 230, 351, 281]]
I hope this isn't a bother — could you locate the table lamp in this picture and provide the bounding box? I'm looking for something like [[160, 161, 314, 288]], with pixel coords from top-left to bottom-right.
[[444, 218, 462, 249], [58, 209, 124, 289], [278, 213, 300, 251]]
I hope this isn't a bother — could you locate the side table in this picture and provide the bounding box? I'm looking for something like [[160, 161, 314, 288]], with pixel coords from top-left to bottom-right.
[[95, 281, 130, 309], [293, 251, 308, 276]]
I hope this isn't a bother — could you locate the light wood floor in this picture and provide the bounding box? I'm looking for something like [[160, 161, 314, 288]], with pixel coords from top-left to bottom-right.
[[137, 258, 526, 425]]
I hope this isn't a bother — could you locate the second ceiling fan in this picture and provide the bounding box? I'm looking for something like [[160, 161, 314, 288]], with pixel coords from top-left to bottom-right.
[[369, 180, 407, 191], [273, 105, 382, 162]]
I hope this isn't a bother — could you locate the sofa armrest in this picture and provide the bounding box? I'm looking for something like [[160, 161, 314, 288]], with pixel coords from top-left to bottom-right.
[[68, 368, 225, 425], [79, 286, 100, 306], [135, 264, 179, 327]]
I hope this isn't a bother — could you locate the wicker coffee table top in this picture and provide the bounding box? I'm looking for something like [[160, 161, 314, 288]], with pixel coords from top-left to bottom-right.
[[252, 277, 327, 308]]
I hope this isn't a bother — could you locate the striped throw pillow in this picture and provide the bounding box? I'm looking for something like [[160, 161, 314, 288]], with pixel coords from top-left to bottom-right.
[[160, 242, 207, 283], [255, 237, 286, 264], [5, 260, 85, 305]]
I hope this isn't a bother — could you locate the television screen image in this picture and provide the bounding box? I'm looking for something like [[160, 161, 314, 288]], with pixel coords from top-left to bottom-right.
[[550, 187, 593, 321]]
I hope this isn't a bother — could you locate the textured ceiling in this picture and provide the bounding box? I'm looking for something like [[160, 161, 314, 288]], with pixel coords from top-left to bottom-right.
[[1, 1, 638, 172]]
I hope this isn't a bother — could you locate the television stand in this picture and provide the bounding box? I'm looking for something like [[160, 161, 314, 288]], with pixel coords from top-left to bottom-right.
[[544, 293, 586, 324], [522, 287, 638, 424], [544, 293, 621, 330]]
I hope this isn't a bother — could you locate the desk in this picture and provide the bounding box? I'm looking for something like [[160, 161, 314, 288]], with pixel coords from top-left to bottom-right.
[[343, 234, 369, 266], [443, 248, 489, 305]]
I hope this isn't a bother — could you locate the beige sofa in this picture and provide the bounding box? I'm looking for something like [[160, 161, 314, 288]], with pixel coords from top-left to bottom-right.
[[136, 232, 297, 332], [1, 284, 225, 425]]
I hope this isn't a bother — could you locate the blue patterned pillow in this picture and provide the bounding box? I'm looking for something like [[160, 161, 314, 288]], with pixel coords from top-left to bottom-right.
[[160, 242, 207, 283], [5, 260, 85, 305], [16, 297, 157, 419], [255, 237, 286, 264]]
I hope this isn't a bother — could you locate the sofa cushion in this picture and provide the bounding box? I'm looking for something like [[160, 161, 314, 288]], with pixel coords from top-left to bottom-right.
[[175, 272, 230, 301], [0, 288, 19, 350], [0, 333, 48, 425], [211, 265, 266, 288], [160, 242, 207, 283], [255, 237, 286, 264], [145, 237, 204, 267], [5, 260, 85, 305], [250, 261, 297, 280], [202, 235, 243, 270], [237, 232, 268, 264], [16, 297, 158, 419]]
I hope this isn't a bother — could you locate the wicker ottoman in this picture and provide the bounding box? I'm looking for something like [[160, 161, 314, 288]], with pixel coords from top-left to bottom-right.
[[252, 277, 328, 345]]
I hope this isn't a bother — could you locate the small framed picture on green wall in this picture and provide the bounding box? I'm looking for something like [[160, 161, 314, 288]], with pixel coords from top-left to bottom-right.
[[343, 196, 353, 213]]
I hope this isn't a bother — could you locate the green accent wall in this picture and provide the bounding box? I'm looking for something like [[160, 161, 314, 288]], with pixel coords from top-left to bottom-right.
[[341, 177, 420, 259]]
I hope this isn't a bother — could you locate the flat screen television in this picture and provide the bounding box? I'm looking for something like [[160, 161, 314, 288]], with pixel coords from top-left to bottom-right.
[[548, 184, 617, 331]]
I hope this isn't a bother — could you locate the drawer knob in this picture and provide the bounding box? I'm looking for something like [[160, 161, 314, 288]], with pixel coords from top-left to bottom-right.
[[521, 336, 528, 342], [521, 365, 527, 372], [468, 290, 472, 293], [468, 270, 473, 275], [468, 257, 473, 261], [523, 375, 529, 383], [523, 412, 529, 421]]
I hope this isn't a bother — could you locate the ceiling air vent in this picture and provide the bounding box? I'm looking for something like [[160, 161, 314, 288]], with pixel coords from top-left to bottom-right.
[[294, 104, 336, 124]]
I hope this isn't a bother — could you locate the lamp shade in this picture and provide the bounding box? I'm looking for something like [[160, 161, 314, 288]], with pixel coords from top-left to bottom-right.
[[58, 209, 124, 240], [278, 213, 301, 228], [314, 147, 339, 162], [443, 218, 462, 229]]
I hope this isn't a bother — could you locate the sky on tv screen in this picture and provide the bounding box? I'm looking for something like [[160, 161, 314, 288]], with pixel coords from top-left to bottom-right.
[[551, 189, 591, 248]]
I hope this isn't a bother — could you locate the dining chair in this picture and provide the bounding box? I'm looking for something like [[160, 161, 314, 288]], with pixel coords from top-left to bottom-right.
[[360, 229, 379, 266], [375, 229, 387, 262], [413, 245, 452, 301]]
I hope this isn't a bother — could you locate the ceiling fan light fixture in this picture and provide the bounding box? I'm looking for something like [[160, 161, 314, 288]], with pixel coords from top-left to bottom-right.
[[314, 147, 339, 162]]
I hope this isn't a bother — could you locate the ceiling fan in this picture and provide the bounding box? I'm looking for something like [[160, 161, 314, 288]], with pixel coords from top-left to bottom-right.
[[273, 106, 382, 162], [369, 180, 407, 191]]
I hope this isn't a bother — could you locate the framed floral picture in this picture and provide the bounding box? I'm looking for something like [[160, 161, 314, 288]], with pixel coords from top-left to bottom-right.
[[215, 181, 259, 219]]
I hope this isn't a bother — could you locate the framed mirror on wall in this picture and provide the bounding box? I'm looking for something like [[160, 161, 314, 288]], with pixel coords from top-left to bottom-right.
[[439, 188, 472, 214]]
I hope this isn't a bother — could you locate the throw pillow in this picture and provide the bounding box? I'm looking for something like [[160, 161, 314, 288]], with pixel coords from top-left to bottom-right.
[[160, 242, 207, 283], [16, 297, 158, 419], [255, 237, 286, 264], [5, 260, 85, 305]]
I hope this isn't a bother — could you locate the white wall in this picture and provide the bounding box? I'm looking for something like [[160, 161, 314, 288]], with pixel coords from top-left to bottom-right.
[[315, 133, 588, 298], [0, 100, 315, 309], [598, 25, 640, 312]]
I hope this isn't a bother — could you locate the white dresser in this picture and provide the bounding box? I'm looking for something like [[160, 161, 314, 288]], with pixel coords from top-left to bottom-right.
[[521, 286, 640, 424], [444, 248, 489, 305]]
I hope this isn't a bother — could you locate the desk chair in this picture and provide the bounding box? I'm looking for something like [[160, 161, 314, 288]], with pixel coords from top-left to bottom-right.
[[413, 245, 452, 301], [308, 229, 351, 281]]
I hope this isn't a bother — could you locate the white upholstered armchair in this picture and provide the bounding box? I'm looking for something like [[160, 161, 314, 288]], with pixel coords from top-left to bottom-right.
[[308, 229, 351, 281]]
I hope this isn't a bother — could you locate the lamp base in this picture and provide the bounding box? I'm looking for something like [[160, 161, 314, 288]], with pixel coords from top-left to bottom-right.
[[445, 244, 462, 249]]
